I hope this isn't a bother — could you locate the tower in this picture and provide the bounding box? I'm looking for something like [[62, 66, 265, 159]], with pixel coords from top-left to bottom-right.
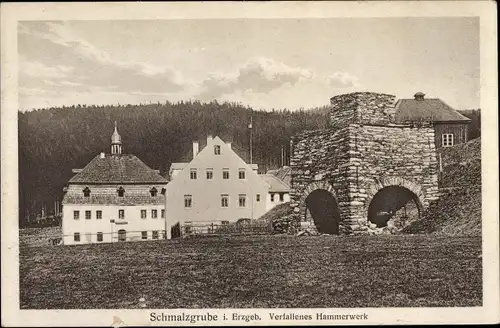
[[111, 121, 122, 155]]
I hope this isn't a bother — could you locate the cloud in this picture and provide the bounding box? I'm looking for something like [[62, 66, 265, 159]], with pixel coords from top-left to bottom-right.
[[196, 57, 313, 101], [21, 60, 73, 79], [327, 72, 361, 88], [18, 21, 186, 95]]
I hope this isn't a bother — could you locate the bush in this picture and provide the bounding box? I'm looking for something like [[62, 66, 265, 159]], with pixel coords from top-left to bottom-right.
[[271, 214, 301, 234]]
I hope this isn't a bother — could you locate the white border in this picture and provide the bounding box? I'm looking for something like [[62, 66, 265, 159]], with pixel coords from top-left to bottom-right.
[[1, 1, 498, 326]]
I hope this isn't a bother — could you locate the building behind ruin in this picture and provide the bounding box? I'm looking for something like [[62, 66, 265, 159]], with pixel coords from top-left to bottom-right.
[[289, 92, 441, 234], [395, 92, 471, 149]]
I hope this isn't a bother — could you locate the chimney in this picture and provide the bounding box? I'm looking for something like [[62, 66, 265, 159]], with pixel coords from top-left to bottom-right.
[[192, 141, 199, 158], [207, 135, 213, 145], [414, 92, 425, 101], [227, 142, 232, 149], [100, 152, 105, 159]]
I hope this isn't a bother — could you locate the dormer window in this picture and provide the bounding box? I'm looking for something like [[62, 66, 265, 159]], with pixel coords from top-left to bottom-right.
[[150, 187, 158, 197], [161, 188, 166, 195], [214, 145, 221, 155], [83, 187, 91, 197], [117, 186, 125, 197]]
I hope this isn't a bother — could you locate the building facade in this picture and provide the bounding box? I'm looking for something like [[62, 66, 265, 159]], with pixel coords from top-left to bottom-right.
[[395, 92, 471, 149], [61, 123, 168, 245], [165, 136, 269, 238]]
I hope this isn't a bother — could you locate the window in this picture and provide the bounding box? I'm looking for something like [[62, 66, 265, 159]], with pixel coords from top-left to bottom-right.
[[85, 210, 91, 220], [161, 209, 165, 219], [141, 231, 148, 240], [238, 169, 246, 180], [221, 220, 229, 225], [118, 209, 125, 219], [73, 232, 80, 242], [256, 194, 261, 202], [73, 211, 80, 220], [190, 169, 197, 180], [221, 194, 229, 208], [118, 229, 126, 242], [270, 193, 275, 202], [96, 210, 102, 220], [206, 169, 213, 180], [279, 193, 285, 202], [150, 187, 158, 197], [141, 209, 147, 219], [222, 169, 230, 180], [97, 232, 103, 242], [85, 233, 92, 242], [239, 194, 246, 207], [152, 231, 159, 239], [152, 209, 158, 219], [442, 133, 454, 147], [83, 187, 91, 197], [162, 230, 166, 239], [214, 145, 221, 155], [184, 195, 192, 208], [117, 186, 125, 197]]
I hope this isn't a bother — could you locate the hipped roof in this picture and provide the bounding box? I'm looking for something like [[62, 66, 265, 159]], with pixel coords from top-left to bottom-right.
[[69, 154, 167, 184]]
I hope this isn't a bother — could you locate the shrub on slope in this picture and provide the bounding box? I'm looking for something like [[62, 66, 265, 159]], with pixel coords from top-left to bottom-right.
[[256, 202, 295, 233]]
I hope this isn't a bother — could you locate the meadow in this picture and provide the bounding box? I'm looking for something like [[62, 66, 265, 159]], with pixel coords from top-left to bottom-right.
[[19, 234, 482, 309]]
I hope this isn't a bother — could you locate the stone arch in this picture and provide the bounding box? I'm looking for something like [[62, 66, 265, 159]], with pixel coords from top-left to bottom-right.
[[365, 177, 425, 229], [366, 176, 425, 209], [299, 180, 337, 205], [298, 181, 341, 234]]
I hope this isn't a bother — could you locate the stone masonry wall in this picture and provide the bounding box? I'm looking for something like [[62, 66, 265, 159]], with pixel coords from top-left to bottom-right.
[[289, 127, 352, 233], [345, 123, 439, 230], [330, 92, 397, 129], [290, 92, 440, 235]]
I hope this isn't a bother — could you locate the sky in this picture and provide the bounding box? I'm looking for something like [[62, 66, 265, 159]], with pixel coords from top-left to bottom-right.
[[18, 17, 480, 111]]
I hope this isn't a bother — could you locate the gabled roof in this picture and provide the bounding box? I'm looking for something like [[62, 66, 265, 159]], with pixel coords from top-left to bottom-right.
[[69, 153, 168, 184], [265, 166, 291, 187], [395, 98, 471, 123], [274, 166, 291, 186], [260, 174, 290, 192]]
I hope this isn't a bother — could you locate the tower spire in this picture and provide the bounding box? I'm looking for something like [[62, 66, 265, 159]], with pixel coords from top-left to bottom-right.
[[111, 121, 122, 155]]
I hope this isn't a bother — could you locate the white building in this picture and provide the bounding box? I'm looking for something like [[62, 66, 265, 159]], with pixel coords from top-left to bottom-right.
[[165, 135, 270, 238], [61, 123, 168, 245], [260, 172, 291, 211]]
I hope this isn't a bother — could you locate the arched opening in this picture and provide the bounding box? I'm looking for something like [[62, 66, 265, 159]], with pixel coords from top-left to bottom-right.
[[118, 229, 127, 242], [305, 189, 341, 234], [367, 186, 421, 230]]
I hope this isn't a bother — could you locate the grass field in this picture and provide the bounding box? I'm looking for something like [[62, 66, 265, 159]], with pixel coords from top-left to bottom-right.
[[20, 234, 482, 309]]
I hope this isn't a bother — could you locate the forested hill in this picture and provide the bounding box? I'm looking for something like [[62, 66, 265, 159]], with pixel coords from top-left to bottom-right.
[[18, 101, 329, 221]]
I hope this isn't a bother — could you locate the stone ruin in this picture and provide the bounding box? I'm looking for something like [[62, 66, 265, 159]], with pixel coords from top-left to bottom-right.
[[289, 92, 440, 235]]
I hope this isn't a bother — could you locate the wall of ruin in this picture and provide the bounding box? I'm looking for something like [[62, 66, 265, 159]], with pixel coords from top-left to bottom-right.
[[330, 92, 397, 129], [289, 127, 352, 232], [289, 92, 440, 234], [345, 123, 440, 230]]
